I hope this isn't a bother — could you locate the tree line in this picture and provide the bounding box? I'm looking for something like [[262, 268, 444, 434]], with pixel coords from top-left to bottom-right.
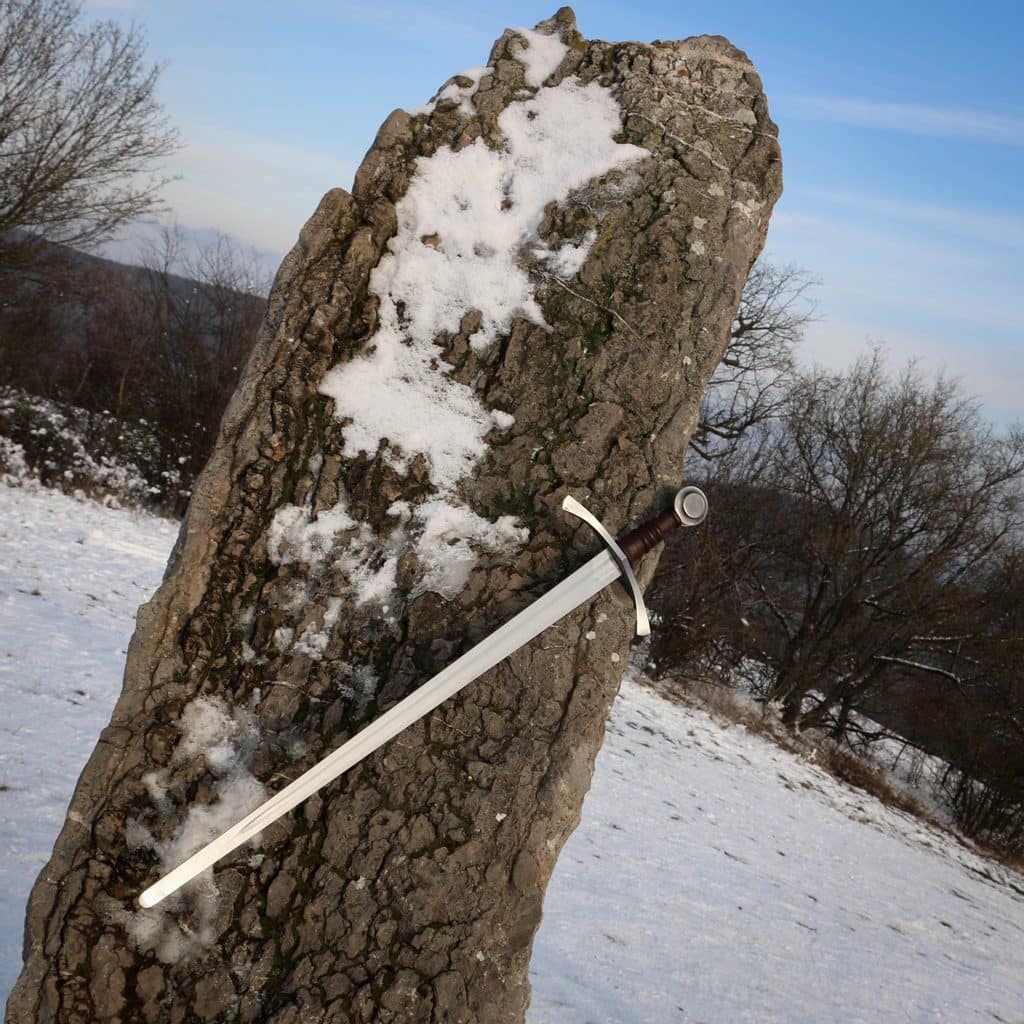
[[0, 231, 267, 513], [652, 270, 1024, 855]]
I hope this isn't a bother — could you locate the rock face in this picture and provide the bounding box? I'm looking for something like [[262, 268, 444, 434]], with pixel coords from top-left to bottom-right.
[[6, 9, 780, 1024]]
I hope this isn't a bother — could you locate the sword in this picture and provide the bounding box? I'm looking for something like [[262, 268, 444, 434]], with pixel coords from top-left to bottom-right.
[[138, 486, 708, 908]]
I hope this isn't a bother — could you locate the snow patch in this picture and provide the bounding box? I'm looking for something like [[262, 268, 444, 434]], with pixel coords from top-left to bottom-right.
[[267, 498, 402, 608], [411, 65, 490, 116], [312, 72, 646, 604], [319, 76, 646, 488], [536, 229, 598, 280], [173, 697, 258, 775], [270, 498, 524, 607], [511, 26, 568, 87], [267, 503, 356, 565], [272, 625, 295, 653], [292, 597, 344, 661], [529, 669, 1024, 1023], [3, 487, 1024, 1016], [120, 696, 266, 963], [0, 387, 186, 511], [412, 500, 528, 600], [490, 409, 516, 431], [335, 525, 404, 607]]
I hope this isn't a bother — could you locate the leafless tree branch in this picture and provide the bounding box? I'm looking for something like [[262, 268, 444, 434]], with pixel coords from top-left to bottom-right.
[[0, 0, 180, 272]]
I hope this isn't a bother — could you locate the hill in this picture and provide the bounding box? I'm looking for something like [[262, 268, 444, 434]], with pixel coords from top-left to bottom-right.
[[0, 237, 266, 514], [1, 480, 1021, 1022]]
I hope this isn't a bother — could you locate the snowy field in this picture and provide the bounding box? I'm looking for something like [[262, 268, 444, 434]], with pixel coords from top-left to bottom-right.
[[529, 684, 1024, 1023], [0, 484, 179, 994], [2, 483, 1023, 1022]]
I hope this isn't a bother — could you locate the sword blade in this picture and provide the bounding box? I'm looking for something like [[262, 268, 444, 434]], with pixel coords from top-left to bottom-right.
[[139, 549, 621, 908]]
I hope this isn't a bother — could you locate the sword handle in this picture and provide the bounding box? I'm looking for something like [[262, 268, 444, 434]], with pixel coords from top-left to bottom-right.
[[618, 486, 708, 567]]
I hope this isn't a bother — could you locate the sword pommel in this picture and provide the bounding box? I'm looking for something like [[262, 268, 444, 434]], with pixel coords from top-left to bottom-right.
[[618, 486, 708, 567]]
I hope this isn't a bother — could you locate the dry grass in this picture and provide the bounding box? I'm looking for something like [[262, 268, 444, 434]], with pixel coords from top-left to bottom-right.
[[647, 673, 798, 750], [816, 742, 930, 821]]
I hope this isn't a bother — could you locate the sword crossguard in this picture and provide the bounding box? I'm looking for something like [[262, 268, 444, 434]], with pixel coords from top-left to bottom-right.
[[561, 487, 709, 639], [562, 495, 651, 637]]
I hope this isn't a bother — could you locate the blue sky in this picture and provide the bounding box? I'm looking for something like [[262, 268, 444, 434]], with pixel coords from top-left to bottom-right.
[[86, 0, 1024, 420]]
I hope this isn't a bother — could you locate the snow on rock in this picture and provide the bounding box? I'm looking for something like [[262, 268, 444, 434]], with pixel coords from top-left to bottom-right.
[[313, 37, 647, 607], [119, 696, 267, 963], [267, 498, 400, 611], [536, 229, 599, 280], [411, 500, 528, 600], [511, 26, 568, 87], [172, 697, 259, 775], [267, 496, 526, 614], [267, 503, 356, 565], [292, 596, 345, 660], [411, 65, 490, 117], [319, 77, 647, 485]]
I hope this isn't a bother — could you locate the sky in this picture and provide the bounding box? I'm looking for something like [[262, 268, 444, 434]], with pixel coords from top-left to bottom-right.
[[84, 0, 1024, 421]]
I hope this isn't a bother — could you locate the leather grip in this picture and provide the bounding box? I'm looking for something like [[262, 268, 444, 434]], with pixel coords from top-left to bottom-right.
[[618, 509, 679, 567]]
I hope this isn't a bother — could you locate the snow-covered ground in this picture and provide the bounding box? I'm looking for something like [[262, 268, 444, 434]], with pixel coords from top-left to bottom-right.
[[0, 484, 179, 994], [529, 682, 1024, 1023], [2, 482, 1022, 1021]]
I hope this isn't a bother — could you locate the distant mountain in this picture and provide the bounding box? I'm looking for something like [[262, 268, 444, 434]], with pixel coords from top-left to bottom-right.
[[95, 218, 282, 290]]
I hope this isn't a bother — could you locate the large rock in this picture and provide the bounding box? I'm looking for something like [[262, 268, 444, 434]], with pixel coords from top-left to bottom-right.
[[6, 9, 780, 1023]]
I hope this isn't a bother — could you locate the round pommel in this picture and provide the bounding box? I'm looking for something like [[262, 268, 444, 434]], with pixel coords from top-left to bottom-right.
[[618, 485, 709, 567], [674, 486, 708, 527]]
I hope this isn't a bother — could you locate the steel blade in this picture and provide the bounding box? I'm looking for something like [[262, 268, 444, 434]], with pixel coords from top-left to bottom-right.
[[139, 549, 621, 908]]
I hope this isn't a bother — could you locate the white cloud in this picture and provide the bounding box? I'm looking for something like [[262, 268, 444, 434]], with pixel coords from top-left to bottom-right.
[[779, 95, 1024, 146], [767, 204, 990, 282], [808, 192, 1024, 250], [764, 195, 1024, 423]]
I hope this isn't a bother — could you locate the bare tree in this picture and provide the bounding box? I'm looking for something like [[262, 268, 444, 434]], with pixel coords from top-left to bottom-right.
[[902, 546, 1024, 848], [653, 351, 1024, 740], [647, 458, 768, 679], [748, 353, 1024, 728], [131, 227, 266, 477], [0, 0, 179, 272], [690, 259, 818, 460], [77, 226, 268, 499]]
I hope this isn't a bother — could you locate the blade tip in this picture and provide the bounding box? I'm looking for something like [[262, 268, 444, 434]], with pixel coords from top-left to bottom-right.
[[138, 887, 161, 909]]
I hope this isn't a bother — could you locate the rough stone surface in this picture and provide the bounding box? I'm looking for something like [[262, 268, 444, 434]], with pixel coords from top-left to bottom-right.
[[5, 9, 780, 1023]]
